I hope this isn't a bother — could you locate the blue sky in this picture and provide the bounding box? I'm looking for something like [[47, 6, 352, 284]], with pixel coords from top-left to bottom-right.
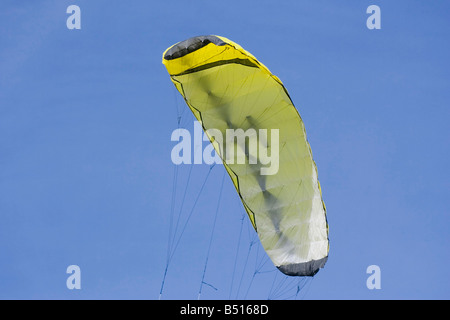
[[0, 0, 449, 299]]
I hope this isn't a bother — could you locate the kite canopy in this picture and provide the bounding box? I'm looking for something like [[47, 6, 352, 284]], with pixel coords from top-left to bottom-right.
[[162, 35, 329, 276]]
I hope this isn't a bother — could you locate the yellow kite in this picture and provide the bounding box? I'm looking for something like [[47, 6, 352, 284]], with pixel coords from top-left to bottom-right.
[[163, 35, 329, 276]]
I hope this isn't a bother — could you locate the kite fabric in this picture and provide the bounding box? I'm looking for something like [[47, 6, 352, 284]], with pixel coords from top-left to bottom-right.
[[162, 35, 329, 276]]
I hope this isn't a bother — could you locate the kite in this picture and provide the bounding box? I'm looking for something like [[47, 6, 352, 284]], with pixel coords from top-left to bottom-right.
[[162, 35, 329, 276]]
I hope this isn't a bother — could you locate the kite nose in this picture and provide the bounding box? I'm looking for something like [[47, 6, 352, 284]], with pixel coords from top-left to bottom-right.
[[163, 35, 226, 60]]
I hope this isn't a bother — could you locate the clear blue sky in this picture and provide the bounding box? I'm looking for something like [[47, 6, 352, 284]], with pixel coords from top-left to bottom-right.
[[0, 0, 449, 299]]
